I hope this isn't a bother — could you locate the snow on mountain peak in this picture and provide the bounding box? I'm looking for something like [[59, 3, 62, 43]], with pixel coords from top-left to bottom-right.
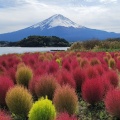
[[30, 14, 83, 29]]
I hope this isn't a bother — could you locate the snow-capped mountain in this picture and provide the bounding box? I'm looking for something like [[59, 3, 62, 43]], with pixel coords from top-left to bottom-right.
[[0, 14, 120, 42], [30, 14, 83, 29]]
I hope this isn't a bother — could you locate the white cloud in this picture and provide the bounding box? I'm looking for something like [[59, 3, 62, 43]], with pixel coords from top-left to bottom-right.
[[0, 0, 120, 33], [100, 0, 117, 3]]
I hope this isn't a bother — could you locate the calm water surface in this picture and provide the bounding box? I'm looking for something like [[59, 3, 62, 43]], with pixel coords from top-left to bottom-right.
[[0, 47, 69, 55]]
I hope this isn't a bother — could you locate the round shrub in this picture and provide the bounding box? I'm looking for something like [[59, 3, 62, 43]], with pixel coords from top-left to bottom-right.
[[90, 58, 100, 66], [0, 76, 14, 105], [53, 85, 78, 115], [101, 75, 113, 97], [0, 110, 12, 120], [35, 74, 58, 100], [16, 66, 33, 87], [47, 60, 59, 74], [106, 70, 119, 88], [29, 75, 40, 98], [70, 59, 79, 70], [56, 112, 77, 120], [80, 58, 89, 68], [73, 67, 86, 92], [82, 78, 104, 105], [85, 66, 98, 79], [28, 97, 56, 120], [0, 65, 6, 75], [62, 59, 71, 71], [108, 58, 116, 69], [105, 89, 120, 118], [94, 65, 105, 76], [6, 85, 33, 118], [56, 69, 76, 88], [116, 61, 120, 72], [7, 68, 16, 83]]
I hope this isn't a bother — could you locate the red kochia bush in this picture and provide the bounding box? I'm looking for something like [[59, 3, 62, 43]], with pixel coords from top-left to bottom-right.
[[56, 112, 77, 120], [0, 76, 14, 105], [105, 89, 120, 118], [101, 75, 113, 96], [106, 70, 119, 87], [116, 61, 120, 72], [47, 60, 59, 74], [82, 78, 104, 105], [56, 69, 76, 89], [0, 65, 6, 75], [28, 75, 40, 98], [70, 59, 79, 70], [62, 59, 71, 71], [73, 67, 86, 92], [94, 65, 105, 76], [0, 110, 12, 120], [7, 68, 16, 83], [85, 66, 98, 79]]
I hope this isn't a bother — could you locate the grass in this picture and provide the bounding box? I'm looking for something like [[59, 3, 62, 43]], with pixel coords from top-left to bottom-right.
[[78, 97, 117, 120]]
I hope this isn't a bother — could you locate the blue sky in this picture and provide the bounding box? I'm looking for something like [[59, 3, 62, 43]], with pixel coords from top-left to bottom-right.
[[0, 0, 120, 33]]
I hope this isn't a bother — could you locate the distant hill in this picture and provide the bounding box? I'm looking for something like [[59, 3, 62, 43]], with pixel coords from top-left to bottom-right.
[[0, 14, 120, 42], [6, 36, 70, 47]]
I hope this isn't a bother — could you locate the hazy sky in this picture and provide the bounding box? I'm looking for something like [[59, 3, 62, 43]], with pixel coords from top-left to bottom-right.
[[0, 0, 120, 34]]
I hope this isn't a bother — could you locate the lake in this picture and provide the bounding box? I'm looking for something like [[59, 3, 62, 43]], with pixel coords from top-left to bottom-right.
[[0, 47, 69, 55]]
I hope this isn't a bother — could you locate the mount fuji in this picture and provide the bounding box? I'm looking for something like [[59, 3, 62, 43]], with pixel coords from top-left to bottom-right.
[[0, 14, 120, 42]]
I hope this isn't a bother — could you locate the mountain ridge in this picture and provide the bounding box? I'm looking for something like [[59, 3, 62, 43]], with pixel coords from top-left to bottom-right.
[[29, 14, 83, 29], [0, 14, 120, 42]]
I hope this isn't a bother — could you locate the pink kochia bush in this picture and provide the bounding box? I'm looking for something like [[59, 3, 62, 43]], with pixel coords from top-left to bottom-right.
[[94, 65, 105, 76], [56, 112, 77, 120], [56, 69, 76, 89], [101, 75, 113, 96], [0, 76, 14, 105], [0, 110, 12, 120], [47, 60, 59, 74], [73, 67, 86, 92], [62, 59, 71, 71], [7, 68, 16, 83], [105, 70, 119, 87], [105, 89, 120, 118], [85, 66, 98, 79], [29, 75, 40, 98], [82, 78, 104, 105]]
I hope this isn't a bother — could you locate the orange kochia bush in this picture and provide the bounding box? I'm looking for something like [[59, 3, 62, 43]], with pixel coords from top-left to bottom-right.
[[35, 74, 58, 100], [53, 85, 78, 115]]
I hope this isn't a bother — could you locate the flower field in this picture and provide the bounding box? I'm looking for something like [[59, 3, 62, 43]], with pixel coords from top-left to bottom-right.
[[0, 51, 120, 120]]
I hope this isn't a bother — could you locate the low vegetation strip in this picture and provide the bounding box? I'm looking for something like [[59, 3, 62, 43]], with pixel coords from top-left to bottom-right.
[[69, 38, 120, 52]]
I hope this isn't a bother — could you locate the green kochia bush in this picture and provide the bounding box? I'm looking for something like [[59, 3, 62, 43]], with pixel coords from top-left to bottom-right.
[[16, 66, 33, 87], [5, 85, 33, 118], [28, 97, 56, 120]]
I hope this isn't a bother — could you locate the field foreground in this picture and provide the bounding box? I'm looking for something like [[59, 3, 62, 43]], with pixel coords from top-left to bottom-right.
[[0, 51, 120, 120]]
